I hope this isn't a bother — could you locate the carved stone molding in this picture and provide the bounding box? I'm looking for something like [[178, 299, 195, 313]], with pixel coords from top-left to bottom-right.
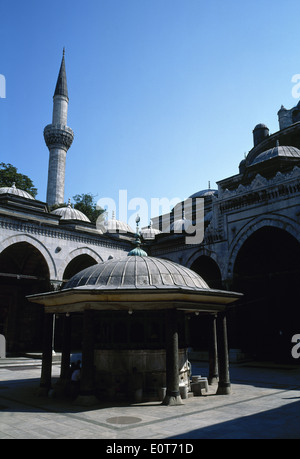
[[44, 124, 74, 151]]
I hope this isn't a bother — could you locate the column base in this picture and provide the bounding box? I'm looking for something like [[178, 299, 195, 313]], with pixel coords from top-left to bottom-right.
[[37, 384, 52, 397], [208, 376, 219, 385], [53, 379, 69, 397], [216, 383, 231, 395], [162, 395, 184, 406]]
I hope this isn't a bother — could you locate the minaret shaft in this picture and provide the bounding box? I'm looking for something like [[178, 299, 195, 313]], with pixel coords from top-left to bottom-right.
[[52, 95, 68, 125], [46, 148, 66, 205], [44, 50, 74, 207]]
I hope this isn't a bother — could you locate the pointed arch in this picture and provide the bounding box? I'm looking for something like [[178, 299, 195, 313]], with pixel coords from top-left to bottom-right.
[[0, 234, 57, 279], [227, 215, 300, 280]]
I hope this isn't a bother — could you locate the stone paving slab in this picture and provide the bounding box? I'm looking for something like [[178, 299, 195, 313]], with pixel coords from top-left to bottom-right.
[[1, 357, 300, 439]]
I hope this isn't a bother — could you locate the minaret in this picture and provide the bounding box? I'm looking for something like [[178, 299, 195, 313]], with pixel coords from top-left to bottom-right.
[[44, 49, 74, 206]]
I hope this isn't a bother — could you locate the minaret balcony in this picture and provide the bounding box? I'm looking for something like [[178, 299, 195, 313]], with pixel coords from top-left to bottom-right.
[[44, 124, 74, 151]]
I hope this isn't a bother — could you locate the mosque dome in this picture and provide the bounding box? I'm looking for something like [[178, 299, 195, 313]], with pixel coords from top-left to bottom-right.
[[63, 255, 209, 290], [166, 212, 193, 233], [51, 200, 91, 222], [189, 189, 218, 199], [0, 182, 35, 200], [140, 221, 161, 240], [98, 211, 134, 234], [250, 145, 300, 166]]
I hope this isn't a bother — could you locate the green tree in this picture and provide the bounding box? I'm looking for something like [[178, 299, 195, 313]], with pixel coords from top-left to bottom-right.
[[73, 193, 104, 224], [0, 162, 38, 198]]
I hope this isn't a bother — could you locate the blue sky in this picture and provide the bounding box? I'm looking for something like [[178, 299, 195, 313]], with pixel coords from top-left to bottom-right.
[[1, 0, 300, 227]]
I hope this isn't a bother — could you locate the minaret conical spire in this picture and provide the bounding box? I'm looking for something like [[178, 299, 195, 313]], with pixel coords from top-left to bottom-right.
[[54, 48, 68, 99]]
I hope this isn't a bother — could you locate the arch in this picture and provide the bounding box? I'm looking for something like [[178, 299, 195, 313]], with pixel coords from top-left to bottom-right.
[[0, 241, 50, 280], [189, 255, 222, 289], [0, 234, 57, 279], [227, 215, 300, 279], [231, 225, 300, 361], [60, 247, 102, 282], [186, 247, 220, 270], [186, 248, 223, 285], [0, 241, 52, 353]]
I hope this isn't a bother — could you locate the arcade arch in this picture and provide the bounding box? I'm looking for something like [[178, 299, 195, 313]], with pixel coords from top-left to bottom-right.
[[0, 234, 56, 280], [59, 248, 103, 283], [189, 255, 222, 289], [231, 226, 300, 361], [188, 255, 222, 351], [0, 241, 51, 353], [62, 255, 98, 284]]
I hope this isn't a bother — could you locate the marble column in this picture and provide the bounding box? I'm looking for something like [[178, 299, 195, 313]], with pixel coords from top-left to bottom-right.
[[55, 313, 71, 395], [162, 309, 183, 406], [208, 314, 219, 385], [38, 312, 53, 396], [216, 311, 231, 395], [75, 309, 98, 406]]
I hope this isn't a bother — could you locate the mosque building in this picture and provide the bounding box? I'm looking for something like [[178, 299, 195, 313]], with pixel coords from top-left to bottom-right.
[[1, 50, 300, 375]]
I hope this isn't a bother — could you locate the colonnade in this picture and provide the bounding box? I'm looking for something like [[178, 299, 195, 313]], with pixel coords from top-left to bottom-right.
[[38, 308, 231, 405]]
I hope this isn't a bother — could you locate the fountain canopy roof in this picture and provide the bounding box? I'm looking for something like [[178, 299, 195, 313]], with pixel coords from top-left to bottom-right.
[[63, 255, 209, 291], [28, 254, 242, 314]]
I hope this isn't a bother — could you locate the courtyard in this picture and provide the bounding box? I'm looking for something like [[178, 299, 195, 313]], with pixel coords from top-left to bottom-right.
[[1, 355, 300, 440]]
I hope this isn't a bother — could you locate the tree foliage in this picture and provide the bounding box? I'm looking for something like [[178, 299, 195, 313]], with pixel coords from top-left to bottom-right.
[[73, 193, 104, 224], [0, 162, 38, 198]]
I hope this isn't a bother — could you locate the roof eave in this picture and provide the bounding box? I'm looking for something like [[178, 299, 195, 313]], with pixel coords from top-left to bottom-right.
[[27, 287, 242, 313]]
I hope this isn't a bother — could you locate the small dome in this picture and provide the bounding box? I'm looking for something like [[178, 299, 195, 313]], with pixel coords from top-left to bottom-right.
[[250, 145, 300, 166], [189, 188, 218, 199], [253, 123, 268, 130], [51, 200, 91, 222], [170, 218, 192, 232], [166, 212, 192, 233], [98, 211, 134, 234], [63, 256, 209, 290], [0, 182, 35, 200], [239, 159, 246, 174], [141, 221, 161, 240]]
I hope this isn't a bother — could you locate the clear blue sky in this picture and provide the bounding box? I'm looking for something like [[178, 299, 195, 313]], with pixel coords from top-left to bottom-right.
[[1, 0, 300, 227]]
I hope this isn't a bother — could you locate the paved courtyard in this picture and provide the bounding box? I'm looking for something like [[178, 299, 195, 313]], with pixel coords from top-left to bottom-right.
[[1, 356, 300, 439]]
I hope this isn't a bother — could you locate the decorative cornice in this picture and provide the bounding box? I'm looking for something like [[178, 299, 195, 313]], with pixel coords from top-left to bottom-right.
[[218, 166, 300, 213], [0, 218, 130, 251]]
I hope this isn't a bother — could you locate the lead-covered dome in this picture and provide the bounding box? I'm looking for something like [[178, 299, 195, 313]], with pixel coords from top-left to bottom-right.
[[140, 221, 161, 240], [51, 200, 91, 222], [97, 211, 134, 234], [250, 145, 300, 166], [63, 256, 209, 290], [189, 188, 218, 199], [0, 182, 35, 200]]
